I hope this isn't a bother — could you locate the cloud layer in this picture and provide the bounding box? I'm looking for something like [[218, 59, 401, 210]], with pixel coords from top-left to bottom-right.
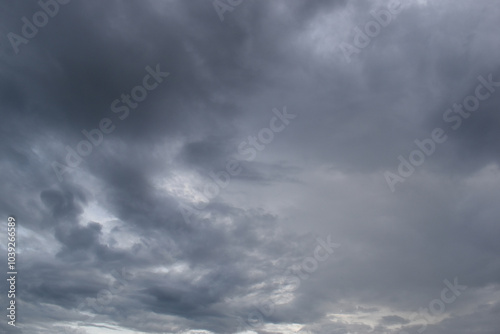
[[1, 0, 500, 333]]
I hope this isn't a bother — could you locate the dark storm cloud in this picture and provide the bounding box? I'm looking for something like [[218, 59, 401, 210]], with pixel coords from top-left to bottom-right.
[[0, 0, 499, 333]]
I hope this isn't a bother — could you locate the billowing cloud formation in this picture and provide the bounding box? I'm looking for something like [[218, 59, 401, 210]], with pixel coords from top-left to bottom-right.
[[1, 0, 500, 333]]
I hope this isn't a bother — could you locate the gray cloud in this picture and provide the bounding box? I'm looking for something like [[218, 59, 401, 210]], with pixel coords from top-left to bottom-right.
[[1, 0, 499, 333]]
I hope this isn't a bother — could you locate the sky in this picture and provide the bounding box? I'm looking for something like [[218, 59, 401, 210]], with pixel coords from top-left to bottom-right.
[[1, 0, 500, 333]]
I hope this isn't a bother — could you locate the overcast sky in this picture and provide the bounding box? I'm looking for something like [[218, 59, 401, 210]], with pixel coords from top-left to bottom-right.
[[1, 0, 500, 333]]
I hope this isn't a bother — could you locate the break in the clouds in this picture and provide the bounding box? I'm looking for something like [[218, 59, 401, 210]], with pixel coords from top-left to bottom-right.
[[1, 0, 500, 333]]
